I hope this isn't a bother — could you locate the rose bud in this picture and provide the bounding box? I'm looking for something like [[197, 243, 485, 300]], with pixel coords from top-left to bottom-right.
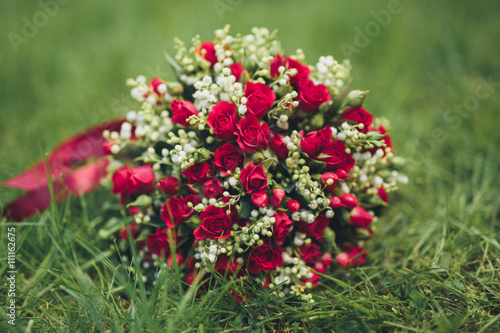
[[156, 176, 181, 196], [377, 187, 389, 204], [340, 193, 358, 209], [112, 165, 155, 204], [230, 62, 245, 81], [287, 199, 300, 212], [196, 41, 217, 68], [336, 168, 348, 180], [344, 90, 368, 108], [335, 243, 368, 268], [252, 192, 268, 208], [271, 188, 286, 207], [321, 172, 339, 190], [340, 106, 373, 132], [321, 252, 333, 268], [167, 253, 184, 268], [270, 196, 281, 208], [185, 257, 196, 269], [349, 206, 373, 231], [186, 270, 198, 286], [128, 206, 141, 215], [148, 76, 166, 96], [119, 224, 138, 241], [314, 262, 326, 274], [329, 196, 342, 208]]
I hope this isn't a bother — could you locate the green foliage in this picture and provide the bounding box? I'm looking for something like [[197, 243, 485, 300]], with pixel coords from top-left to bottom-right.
[[1, 0, 500, 331]]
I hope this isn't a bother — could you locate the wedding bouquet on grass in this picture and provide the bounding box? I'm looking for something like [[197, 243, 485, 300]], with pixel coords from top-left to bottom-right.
[[102, 25, 407, 300], [4, 25, 406, 301]]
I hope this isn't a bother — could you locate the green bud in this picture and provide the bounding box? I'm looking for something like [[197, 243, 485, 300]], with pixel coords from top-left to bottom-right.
[[127, 194, 152, 209], [345, 90, 368, 108], [252, 151, 265, 163], [310, 112, 325, 130]]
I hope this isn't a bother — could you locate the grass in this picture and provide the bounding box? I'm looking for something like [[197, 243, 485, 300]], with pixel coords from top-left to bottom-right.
[[1, 0, 499, 332]]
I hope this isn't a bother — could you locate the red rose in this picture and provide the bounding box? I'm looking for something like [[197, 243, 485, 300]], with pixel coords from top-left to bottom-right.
[[182, 162, 214, 184], [297, 79, 331, 113], [269, 132, 289, 160], [207, 101, 238, 141], [222, 196, 248, 227], [230, 62, 245, 81], [112, 165, 155, 203], [247, 242, 284, 274], [368, 126, 393, 156], [214, 253, 239, 273], [161, 196, 194, 228], [349, 206, 373, 234], [296, 214, 329, 239], [167, 253, 184, 268], [240, 164, 268, 195], [378, 126, 393, 152], [301, 272, 322, 287], [270, 188, 285, 208], [300, 126, 332, 157], [203, 178, 222, 199], [340, 107, 373, 131], [299, 243, 322, 265], [148, 76, 165, 96], [235, 115, 271, 152], [251, 192, 268, 208], [193, 205, 232, 240], [170, 100, 199, 127], [128, 206, 141, 215], [335, 243, 367, 268], [377, 187, 389, 204], [272, 212, 293, 242], [269, 55, 311, 84], [214, 143, 244, 176], [244, 82, 276, 119], [185, 194, 201, 207], [147, 228, 176, 258], [316, 140, 355, 172], [119, 224, 138, 241], [156, 176, 180, 195], [197, 41, 217, 68]]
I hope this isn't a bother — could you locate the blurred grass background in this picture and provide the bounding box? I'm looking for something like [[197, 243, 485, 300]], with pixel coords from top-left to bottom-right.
[[1, 0, 499, 331]]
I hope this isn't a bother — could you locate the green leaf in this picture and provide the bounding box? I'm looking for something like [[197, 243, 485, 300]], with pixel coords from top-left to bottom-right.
[[178, 223, 194, 237], [238, 195, 253, 219], [308, 159, 327, 173], [145, 214, 165, 227], [164, 50, 184, 78], [260, 158, 276, 171], [367, 133, 387, 141]]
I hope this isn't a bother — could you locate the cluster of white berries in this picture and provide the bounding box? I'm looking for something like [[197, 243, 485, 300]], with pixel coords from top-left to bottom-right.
[[233, 209, 277, 248], [268, 250, 315, 302], [239, 27, 282, 67], [128, 75, 171, 106], [193, 75, 219, 110], [194, 240, 227, 269], [312, 55, 351, 96]]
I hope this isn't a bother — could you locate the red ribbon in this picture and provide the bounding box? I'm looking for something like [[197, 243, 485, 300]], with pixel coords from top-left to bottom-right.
[[2, 119, 125, 221]]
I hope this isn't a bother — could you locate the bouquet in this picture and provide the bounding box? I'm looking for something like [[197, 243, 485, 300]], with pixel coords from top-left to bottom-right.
[[5, 25, 407, 301]]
